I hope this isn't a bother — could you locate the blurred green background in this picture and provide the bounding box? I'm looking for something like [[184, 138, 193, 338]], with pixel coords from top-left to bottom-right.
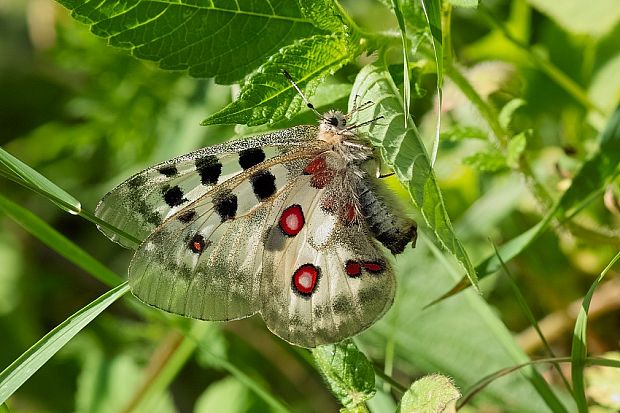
[[1, 0, 619, 412]]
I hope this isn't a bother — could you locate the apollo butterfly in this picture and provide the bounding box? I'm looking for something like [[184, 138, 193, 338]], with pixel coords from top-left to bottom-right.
[[95, 72, 417, 347]]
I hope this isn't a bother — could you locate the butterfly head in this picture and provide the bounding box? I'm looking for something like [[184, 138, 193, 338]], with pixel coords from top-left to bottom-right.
[[321, 110, 347, 130]]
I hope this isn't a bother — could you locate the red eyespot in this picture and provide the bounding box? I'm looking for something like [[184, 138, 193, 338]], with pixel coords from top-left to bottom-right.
[[279, 205, 305, 236], [345, 261, 362, 277], [292, 264, 319, 296], [363, 261, 384, 273]]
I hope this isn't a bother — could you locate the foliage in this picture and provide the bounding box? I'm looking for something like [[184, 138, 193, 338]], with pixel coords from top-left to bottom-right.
[[1, 0, 620, 412]]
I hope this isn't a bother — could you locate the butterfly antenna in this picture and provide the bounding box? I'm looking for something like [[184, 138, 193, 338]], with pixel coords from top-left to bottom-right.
[[282, 70, 322, 118], [345, 115, 384, 131]]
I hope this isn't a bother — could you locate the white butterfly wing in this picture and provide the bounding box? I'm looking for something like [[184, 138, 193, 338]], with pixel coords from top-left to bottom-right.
[[128, 153, 395, 347], [95, 126, 318, 248], [258, 179, 396, 347], [127, 151, 314, 320]]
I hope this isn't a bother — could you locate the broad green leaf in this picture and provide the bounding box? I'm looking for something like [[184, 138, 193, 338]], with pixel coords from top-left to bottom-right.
[[56, 0, 343, 83], [525, 0, 620, 37], [399, 374, 460, 413], [0, 147, 81, 214], [202, 34, 353, 126], [351, 64, 478, 286], [571, 252, 620, 412], [312, 340, 375, 409], [0, 282, 130, 404], [0, 194, 123, 287]]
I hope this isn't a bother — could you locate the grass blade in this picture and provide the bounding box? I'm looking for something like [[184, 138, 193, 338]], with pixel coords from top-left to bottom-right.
[[0, 147, 81, 214], [0, 282, 130, 404], [571, 251, 620, 412]]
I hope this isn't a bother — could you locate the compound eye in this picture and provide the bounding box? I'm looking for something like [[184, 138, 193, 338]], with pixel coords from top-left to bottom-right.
[[341, 118, 346, 126], [328, 117, 339, 126]]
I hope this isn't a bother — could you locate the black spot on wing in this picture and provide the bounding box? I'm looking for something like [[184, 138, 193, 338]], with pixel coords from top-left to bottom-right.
[[239, 148, 265, 170], [157, 165, 178, 177], [195, 155, 222, 185], [177, 210, 196, 223], [214, 191, 237, 221], [162, 185, 187, 207], [134, 199, 163, 226], [250, 170, 276, 201]]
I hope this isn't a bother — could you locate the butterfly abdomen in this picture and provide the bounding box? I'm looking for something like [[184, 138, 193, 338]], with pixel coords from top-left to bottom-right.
[[357, 177, 417, 254]]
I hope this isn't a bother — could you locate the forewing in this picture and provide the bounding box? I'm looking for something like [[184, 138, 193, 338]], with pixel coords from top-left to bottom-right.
[[127, 153, 316, 321], [95, 125, 318, 248]]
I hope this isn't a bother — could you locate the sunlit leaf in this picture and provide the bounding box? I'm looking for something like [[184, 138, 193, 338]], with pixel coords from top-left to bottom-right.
[[351, 64, 478, 287], [56, 0, 344, 83], [399, 374, 460, 413], [312, 340, 375, 409]]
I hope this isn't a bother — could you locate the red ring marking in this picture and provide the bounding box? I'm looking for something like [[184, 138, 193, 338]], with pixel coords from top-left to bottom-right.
[[363, 261, 384, 273], [279, 204, 305, 236], [292, 264, 319, 295], [345, 260, 362, 277]]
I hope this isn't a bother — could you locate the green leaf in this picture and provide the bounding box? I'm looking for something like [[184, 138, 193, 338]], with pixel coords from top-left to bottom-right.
[[399, 374, 460, 413], [525, 0, 620, 37], [0, 147, 81, 214], [0, 194, 123, 287], [56, 0, 342, 83], [571, 252, 620, 412], [463, 150, 507, 172], [311, 340, 375, 409], [202, 34, 353, 126], [0, 282, 130, 404], [351, 64, 478, 287], [498, 98, 526, 130]]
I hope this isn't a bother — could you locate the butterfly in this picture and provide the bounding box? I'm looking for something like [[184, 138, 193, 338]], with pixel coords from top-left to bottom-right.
[[95, 72, 417, 347]]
